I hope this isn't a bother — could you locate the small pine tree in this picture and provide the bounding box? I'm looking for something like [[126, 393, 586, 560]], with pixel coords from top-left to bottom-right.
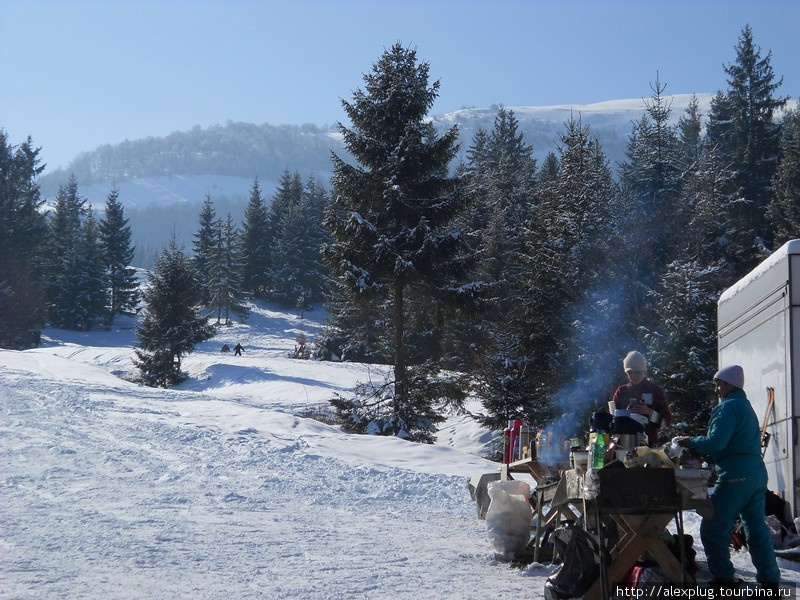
[[135, 238, 215, 387]]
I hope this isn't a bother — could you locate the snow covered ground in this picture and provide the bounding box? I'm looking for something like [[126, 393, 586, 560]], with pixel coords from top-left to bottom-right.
[[2, 302, 798, 599]]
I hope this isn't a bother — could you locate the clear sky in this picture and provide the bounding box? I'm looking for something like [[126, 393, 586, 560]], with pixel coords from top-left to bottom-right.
[[2, 0, 798, 174]]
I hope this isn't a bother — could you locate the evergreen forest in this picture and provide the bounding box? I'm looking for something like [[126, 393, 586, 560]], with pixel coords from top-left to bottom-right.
[[2, 27, 799, 443]]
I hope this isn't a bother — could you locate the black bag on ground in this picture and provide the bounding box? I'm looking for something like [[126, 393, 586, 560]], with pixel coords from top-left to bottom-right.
[[765, 489, 794, 533], [544, 524, 601, 600]]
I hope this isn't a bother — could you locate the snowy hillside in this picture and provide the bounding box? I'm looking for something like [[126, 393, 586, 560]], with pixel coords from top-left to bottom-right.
[[2, 302, 798, 598]]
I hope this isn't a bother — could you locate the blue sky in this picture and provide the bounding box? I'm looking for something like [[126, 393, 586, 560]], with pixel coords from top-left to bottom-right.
[[2, 0, 798, 173]]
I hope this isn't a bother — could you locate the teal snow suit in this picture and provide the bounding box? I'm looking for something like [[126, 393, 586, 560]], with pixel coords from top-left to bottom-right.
[[691, 388, 781, 583]]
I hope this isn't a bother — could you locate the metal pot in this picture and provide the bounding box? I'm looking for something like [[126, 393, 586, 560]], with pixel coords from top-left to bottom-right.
[[615, 433, 639, 449]]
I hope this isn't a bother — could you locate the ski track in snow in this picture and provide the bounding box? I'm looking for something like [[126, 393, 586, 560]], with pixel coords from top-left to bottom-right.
[[0, 325, 533, 598]]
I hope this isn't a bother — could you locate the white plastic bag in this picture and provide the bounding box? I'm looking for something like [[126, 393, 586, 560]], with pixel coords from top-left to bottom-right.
[[485, 480, 533, 555]]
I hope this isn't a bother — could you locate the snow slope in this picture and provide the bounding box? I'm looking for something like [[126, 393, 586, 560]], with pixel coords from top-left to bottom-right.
[[1, 302, 797, 599]]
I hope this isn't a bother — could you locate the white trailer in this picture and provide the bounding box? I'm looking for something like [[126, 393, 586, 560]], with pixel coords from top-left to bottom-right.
[[717, 239, 800, 517]]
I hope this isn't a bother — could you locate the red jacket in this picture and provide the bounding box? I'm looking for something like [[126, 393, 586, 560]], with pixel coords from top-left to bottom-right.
[[612, 379, 671, 445]]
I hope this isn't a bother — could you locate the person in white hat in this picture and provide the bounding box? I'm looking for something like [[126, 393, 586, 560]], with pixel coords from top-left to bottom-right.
[[674, 365, 781, 587], [610, 350, 671, 445]]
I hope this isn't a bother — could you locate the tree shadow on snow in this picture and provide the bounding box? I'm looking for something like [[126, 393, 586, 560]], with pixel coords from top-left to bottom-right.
[[178, 363, 345, 394]]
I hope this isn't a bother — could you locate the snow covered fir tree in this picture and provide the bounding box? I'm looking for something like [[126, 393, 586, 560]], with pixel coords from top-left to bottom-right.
[[322, 43, 477, 442], [2, 25, 799, 440], [134, 237, 215, 387]]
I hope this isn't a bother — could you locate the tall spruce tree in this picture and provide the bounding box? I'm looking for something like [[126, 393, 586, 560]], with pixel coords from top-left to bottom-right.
[[322, 44, 472, 442], [265, 170, 303, 298], [688, 97, 742, 272], [707, 25, 787, 255], [46, 175, 91, 329], [192, 194, 217, 303], [99, 187, 138, 323], [470, 108, 537, 315], [135, 237, 215, 387], [0, 131, 47, 348], [619, 79, 684, 297], [207, 214, 249, 324], [74, 210, 109, 330], [677, 95, 703, 172], [296, 177, 330, 305], [241, 177, 270, 297], [269, 171, 304, 307], [460, 109, 541, 429]]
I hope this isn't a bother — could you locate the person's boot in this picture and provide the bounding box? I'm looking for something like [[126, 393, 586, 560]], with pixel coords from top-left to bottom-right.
[[759, 582, 781, 595]]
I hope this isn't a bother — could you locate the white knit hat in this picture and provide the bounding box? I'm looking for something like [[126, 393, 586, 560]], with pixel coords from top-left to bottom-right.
[[714, 365, 744, 389], [623, 351, 647, 372]]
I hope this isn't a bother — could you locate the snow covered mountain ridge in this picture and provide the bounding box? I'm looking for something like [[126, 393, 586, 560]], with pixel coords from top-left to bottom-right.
[[39, 93, 729, 208], [435, 93, 714, 126]]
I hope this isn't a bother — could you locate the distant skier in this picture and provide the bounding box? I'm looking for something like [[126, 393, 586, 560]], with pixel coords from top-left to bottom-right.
[[233, 343, 244, 356], [221, 344, 230, 353]]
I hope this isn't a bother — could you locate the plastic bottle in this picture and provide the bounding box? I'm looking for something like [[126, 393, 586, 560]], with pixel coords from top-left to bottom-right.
[[518, 426, 530, 460], [592, 429, 606, 468]]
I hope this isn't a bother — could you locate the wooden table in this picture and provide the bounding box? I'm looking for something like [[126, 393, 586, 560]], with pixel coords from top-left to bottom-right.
[[550, 468, 698, 600]]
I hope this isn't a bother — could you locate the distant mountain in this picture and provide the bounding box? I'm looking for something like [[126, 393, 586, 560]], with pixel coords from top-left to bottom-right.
[[38, 94, 719, 209], [37, 121, 341, 206], [35, 94, 724, 267]]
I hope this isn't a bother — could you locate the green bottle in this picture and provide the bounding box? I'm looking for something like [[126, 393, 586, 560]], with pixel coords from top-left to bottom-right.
[[592, 430, 606, 469]]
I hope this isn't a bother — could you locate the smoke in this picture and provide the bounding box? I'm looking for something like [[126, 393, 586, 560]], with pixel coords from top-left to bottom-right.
[[536, 283, 631, 465]]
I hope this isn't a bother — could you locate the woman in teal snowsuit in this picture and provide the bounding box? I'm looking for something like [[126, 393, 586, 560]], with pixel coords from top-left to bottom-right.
[[676, 365, 780, 585]]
